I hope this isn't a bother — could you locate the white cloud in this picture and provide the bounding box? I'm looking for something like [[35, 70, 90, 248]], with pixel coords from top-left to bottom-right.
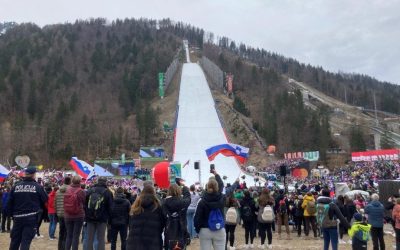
[[0, 0, 399, 84]]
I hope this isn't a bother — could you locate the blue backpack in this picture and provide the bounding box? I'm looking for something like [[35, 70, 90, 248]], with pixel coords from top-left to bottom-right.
[[208, 208, 224, 231]]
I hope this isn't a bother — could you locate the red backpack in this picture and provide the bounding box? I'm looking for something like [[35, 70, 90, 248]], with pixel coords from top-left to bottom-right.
[[64, 187, 81, 215]]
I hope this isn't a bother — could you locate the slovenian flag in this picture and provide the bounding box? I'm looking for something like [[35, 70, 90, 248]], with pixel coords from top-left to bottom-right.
[[206, 143, 249, 164], [69, 157, 94, 179], [0, 164, 10, 182]]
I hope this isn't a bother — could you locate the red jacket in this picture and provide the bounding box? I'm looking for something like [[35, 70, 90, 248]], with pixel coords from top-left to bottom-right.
[[64, 184, 86, 219], [47, 190, 57, 214]]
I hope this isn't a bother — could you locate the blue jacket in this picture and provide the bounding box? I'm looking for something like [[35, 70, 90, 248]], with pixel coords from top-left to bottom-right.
[[6, 178, 48, 217], [2, 192, 9, 212], [365, 200, 384, 228]]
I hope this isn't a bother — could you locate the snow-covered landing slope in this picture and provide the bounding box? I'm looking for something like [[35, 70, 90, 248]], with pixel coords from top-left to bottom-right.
[[173, 63, 254, 186]]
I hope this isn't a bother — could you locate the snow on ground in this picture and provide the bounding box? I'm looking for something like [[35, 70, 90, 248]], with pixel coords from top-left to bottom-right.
[[173, 63, 256, 187]]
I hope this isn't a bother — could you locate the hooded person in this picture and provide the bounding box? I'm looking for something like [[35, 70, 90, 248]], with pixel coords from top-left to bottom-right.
[[109, 187, 130, 250], [348, 213, 371, 250]]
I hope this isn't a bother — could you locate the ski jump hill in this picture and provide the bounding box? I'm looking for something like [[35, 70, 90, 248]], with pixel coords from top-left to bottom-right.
[[173, 42, 254, 186]]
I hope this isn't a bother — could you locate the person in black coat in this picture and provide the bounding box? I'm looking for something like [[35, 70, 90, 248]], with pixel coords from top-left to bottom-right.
[[240, 190, 257, 247], [127, 185, 165, 250], [7, 167, 48, 250], [345, 197, 357, 224], [162, 181, 191, 250], [85, 177, 114, 250], [110, 187, 130, 250], [294, 195, 305, 237]]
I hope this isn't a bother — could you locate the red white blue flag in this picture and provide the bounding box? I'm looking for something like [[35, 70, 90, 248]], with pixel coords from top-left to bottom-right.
[[205, 143, 249, 164], [0, 164, 10, 182], [69, 157, 94, 179]]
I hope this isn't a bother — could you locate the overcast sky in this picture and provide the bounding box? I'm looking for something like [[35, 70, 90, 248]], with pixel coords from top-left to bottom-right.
[[1, 0, 399, 84]]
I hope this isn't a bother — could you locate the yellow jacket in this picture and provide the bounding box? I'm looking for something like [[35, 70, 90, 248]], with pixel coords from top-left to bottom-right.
[[301, 194, 316, 216], [348, 222, 371, 241]]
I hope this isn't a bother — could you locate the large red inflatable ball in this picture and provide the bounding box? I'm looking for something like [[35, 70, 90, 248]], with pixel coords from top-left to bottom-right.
[[152, 161, 170, 188]]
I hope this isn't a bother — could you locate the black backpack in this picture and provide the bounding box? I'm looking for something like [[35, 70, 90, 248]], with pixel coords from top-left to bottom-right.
[[165, 209, 189, 250], [86, 189, 107, 220], [241, 204, 253, 222]]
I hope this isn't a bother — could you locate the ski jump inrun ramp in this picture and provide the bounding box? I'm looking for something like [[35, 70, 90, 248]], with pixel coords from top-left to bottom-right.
[[173, 43, 252, 186]]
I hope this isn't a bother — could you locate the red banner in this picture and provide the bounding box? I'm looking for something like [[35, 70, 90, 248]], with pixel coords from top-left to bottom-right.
[[351, 149, 400, 162]]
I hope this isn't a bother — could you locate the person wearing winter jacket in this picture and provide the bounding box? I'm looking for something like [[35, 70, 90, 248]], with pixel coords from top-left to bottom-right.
[[240, 190, 257, 248], [294, 195, 305, 237], [348, 213, 371, 250], [109, 187, 130, 250], [162, 181, 191, 250], [85, 177, 114, 250], [55, 176, 71, 250], [257, 188, 275, 249], [64, 176, 86, 250], [392, 198, 400, 250], [336, 195, 347, 244], [364, 193, 385, 250], [47, 186, 59, 240], [302, 192, 317, 238], [187, 185, 201, 239], [194, 176, 226, 250], [126, 184, 165, 250], [317, 189, 350, 250], [1, 187, 11, 232], [345, 197, 357, 224], [224, 193, 240, 250]]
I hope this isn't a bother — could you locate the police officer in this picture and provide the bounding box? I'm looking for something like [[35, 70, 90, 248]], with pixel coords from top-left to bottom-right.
[[6, 166, 48, 250]]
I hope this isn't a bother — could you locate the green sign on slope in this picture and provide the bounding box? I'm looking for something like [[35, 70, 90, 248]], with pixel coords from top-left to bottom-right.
[[158, 72, 164, 98]]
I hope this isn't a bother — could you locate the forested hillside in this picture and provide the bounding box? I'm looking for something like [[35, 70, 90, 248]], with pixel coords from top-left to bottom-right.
[[202, 45, 336, 160], [213, 36, 400, 114], [0, 18, 187, 166]]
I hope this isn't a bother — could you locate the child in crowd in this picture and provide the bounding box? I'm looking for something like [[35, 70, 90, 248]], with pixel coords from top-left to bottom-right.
[[348, 213, 371, 250]]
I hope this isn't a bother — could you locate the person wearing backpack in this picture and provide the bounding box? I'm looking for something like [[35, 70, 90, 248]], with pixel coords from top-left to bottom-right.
[[194, 178, 226, 250], [348, 213, 371, 250], [109, 187, 130, 250], [187, 185, 201, 239], [294, 195, 305, 237], [224, 193, 240, 250], [240, 190, 257, 248], [64, 175, 86, 250], [85, 177, 113, 250], [317, 189, 350, 250], [127, 184, 165, 250], [276, 198, 290, 240], [257, 188, 275, 249], [301, 192, 317, 239], [55, 176, 71, 250], [162, 182, 191, 250]]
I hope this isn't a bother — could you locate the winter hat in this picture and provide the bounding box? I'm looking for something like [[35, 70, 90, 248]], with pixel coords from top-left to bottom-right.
[[353, 213, 363, 222]]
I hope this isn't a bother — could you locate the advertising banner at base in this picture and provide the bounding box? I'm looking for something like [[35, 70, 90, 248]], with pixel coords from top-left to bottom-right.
[[351, 149, 399, 162], [284, 151, 319, 161]]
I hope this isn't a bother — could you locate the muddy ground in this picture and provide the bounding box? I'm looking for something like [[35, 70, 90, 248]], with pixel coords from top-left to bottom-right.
[[0, 222, 395, 249]]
